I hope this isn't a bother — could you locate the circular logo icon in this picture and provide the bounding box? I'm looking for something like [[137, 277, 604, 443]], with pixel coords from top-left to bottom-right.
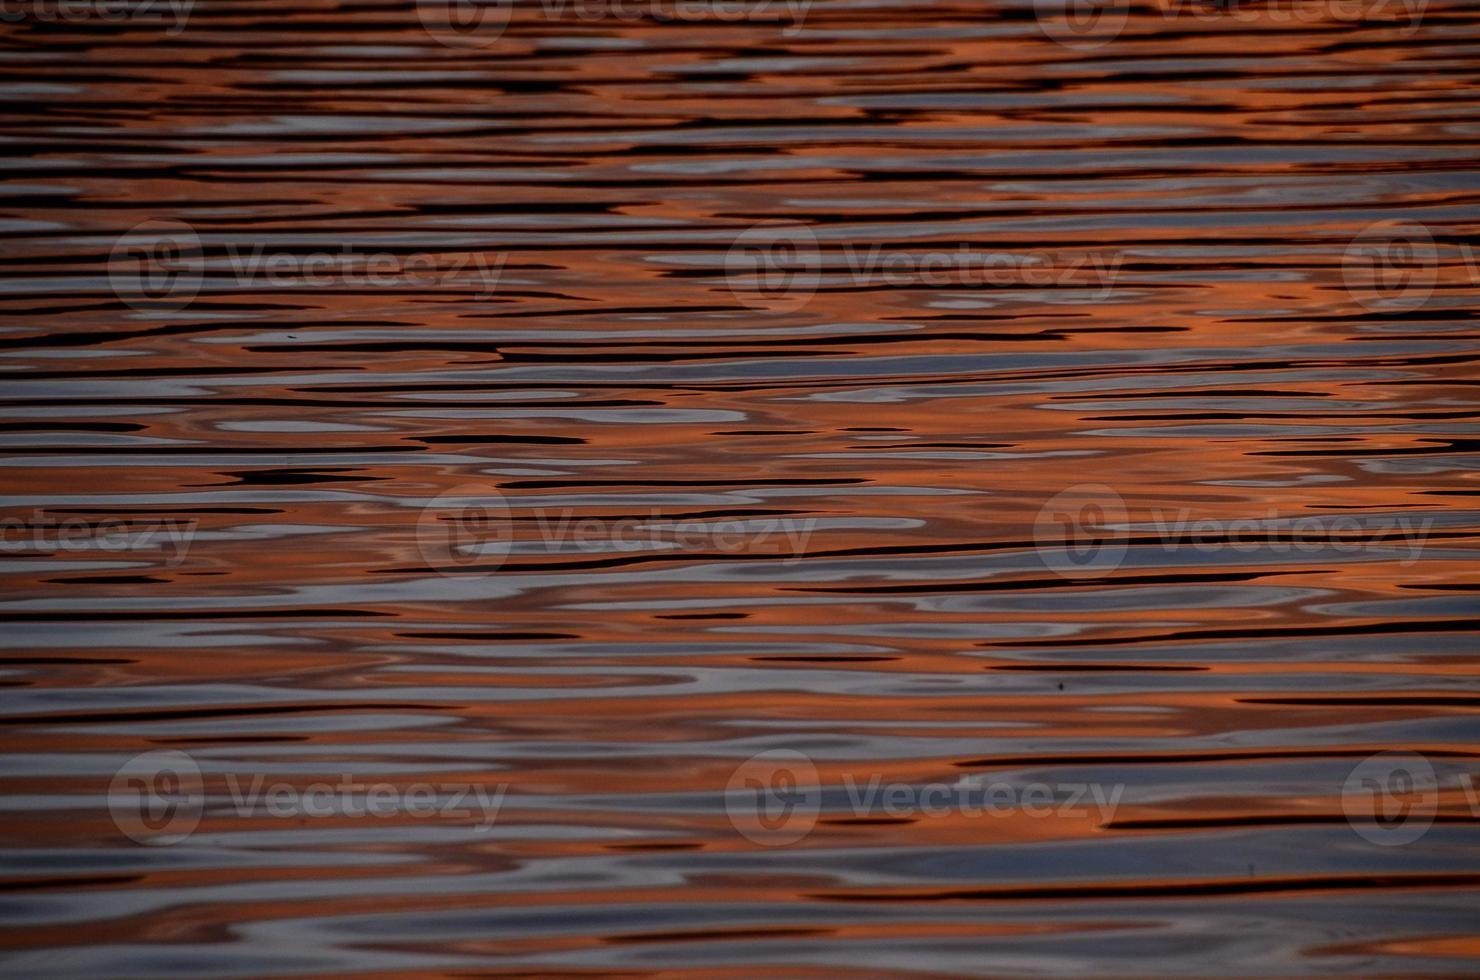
[[1342, 751, 1438, 846], [1342, 220, 1438, 313], [1033, 483, 1129, 579], [415, 483, 512, 574], [108, 750, 204, 845], [1034, 0, 1131, 50], [725, 749, 821, 846], [417, 0, 513, 48], [724, 223, 821, 313], [107, 219, 204, 313]]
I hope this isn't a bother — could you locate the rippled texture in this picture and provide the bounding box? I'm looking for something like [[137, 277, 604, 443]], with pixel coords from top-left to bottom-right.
[[2, 0, 1480, 976]]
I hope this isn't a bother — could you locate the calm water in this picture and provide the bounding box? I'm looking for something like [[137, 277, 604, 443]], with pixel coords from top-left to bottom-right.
[[2, 0, 1479, 975]]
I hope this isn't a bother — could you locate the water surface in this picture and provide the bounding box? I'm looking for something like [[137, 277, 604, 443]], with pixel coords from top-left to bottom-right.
[[1, 0, 1479, 975]]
